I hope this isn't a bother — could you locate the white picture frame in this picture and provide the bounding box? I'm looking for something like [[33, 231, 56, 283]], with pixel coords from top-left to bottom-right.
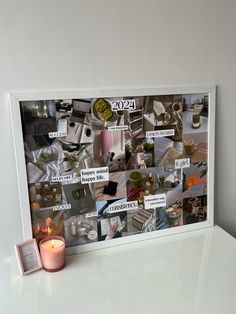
[[14, 239, 42, 275], [10, 85, 216, 255]]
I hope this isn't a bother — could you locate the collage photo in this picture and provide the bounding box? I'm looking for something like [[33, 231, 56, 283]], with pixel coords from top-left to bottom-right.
[[20, 93, 209, 248]]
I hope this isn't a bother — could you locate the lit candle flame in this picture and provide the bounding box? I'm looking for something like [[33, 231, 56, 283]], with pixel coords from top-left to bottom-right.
[[52, 239, 55, 248], [47, 226, 52, 235]]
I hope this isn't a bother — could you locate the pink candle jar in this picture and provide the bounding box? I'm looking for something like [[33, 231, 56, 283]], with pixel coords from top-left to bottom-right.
[[39, 236, 65, 272]]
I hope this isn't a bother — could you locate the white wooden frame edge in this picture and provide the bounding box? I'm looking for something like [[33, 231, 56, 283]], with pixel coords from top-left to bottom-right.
[[9, 85, 216, 255]]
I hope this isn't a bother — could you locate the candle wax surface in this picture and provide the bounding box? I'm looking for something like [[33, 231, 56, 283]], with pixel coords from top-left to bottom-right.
[[41, 239, 64, 249]]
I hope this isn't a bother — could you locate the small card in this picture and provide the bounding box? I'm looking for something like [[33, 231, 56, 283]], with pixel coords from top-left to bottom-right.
[[85, 212, 98, 218], [144, 194, 166, 210], [52, 175, 73, 182], [108, 125, 128, 131], [175, 158, 190, 169], [146, 129, 175, 138], [111, 99, 136, 111], [53, 204, 72, 211], [48, 131, 67, 138], [81, 167, 109, 184], [108, 201, 138, 214]]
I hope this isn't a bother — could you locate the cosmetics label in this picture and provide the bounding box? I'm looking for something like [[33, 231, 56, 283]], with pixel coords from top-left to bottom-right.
[[81, 167, 109, 184], [108, 201, 138, 214], [48, 131, 67, 138], [53, 204, 71, 211], [111, 99, 136, 111], [144, 194, 166, 209], [175, 158, 190, 169], [146, 129, 175, 138], [85, 212, 98, 218], [51, 175, 73, 182], [108, 125, 129, 131]]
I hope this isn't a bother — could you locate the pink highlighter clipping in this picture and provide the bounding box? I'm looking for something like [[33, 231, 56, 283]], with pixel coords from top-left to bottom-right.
[[101, 130, 110, 156]]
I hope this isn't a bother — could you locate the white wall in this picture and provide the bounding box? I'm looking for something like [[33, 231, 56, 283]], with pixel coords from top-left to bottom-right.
[[1, 0, 236, 258]]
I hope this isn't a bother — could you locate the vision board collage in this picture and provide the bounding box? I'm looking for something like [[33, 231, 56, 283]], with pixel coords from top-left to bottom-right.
[[20, 93, 209, 248]]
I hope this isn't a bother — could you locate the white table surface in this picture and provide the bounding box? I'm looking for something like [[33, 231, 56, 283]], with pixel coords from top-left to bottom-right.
[[1, 226, 236, 314]]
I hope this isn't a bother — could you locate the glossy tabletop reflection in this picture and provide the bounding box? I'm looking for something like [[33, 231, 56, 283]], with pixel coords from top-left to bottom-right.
[[3, 226, 236, 314]]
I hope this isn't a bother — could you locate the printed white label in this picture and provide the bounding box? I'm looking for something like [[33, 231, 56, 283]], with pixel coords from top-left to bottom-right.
[[144, 194, 166, 209], [48, 131, 67, 138], [85, 212, 98, 218], [52, 175, 73, 182], [175, 158, 190, 169], [111, 99, 136, 111], [146, 129, 175, 138], [81, 167, 109, 184], [108, 201, 138, 214], [53, 204, 71, 211], [108, 125, 129, 131]]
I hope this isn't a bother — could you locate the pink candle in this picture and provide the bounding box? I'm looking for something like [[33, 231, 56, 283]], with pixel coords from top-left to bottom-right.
[[39, 236, 65, 272], [101, 130, 110, 155]]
